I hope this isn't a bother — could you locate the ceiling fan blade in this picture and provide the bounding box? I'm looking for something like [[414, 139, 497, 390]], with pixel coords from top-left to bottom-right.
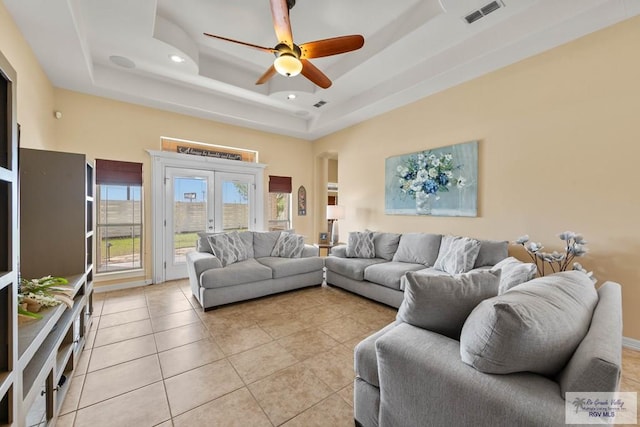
[[300, 35, 365, 59], [255, 65, 277, 85], [203, 33, 275, 53], [301, 59, 331, 89], [270, 0, 293, 47]]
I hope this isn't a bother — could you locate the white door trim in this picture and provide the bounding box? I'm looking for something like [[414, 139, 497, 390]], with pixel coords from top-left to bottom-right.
[[148, 149, 266, 283]]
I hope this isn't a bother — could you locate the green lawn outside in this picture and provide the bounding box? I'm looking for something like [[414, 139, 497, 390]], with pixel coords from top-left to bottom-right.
[[100, 232, 199, 258]]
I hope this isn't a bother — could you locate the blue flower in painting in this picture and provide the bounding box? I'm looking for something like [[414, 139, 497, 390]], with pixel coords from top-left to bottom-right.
[[425, 180, 439, 194], [437, 173, 449, 186]]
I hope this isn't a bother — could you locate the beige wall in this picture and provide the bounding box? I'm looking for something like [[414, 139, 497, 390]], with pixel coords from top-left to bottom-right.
[[314, 16, 640, 340], [0, 2, 56, 150], [53, 89, 315, 283]]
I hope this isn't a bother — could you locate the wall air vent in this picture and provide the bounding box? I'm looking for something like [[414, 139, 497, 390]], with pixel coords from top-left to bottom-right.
[[313, 100, 327, 108], [464, 1, 504, 24]]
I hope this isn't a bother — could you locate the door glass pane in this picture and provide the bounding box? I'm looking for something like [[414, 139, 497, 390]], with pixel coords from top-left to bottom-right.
[[222, 180, 249, 231], [173, 177, 207, 263]]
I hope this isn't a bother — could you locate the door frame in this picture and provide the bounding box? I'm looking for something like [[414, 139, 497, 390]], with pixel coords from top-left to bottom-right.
[[148, 149, 266, 284]]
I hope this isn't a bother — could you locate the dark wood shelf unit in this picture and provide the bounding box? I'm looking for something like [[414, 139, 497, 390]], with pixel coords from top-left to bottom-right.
[[0, 48, 18, 426], [17, 149, 94, 425]]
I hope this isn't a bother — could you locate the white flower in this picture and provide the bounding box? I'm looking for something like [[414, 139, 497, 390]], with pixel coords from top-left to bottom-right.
[[456, 177, 466, 188], [431, 158, 440, 167], [428, 168, 438, 178], [444, 153, 453, 161], [558, 231, 576, 241], [515, 235, 530, 245], [417, 170, 429, 181], [446, 171, 453, 178]]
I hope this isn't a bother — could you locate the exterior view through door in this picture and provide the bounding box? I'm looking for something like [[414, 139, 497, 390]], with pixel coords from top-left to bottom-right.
[[164, 167, 255, 280]]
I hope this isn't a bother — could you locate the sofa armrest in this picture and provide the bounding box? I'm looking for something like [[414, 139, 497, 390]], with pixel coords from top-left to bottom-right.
[[329, 244, 347, 257], [186, 251, 223, 280], [301, 244, 319, 258], [375, 323, 566, 427]]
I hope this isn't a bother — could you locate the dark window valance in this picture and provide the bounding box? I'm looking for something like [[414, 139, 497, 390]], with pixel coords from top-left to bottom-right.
[[96, 159, 143, 186], [269, 175, 292, 193]]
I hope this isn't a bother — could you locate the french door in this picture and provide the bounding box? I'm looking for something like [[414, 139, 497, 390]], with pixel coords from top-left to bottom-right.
[[164, 167, 255, 280]]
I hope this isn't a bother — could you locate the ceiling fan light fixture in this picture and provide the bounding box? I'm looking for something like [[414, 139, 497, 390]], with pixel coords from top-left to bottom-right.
[[274, 53, 302, 77]]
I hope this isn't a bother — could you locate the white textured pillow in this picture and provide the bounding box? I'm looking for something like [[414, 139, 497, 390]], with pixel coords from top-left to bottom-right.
[[433, 235, 481, 274], [397, 270, 501, 339], [491, 257, 537, 294], [346, 232, 375, 258], [207, 231, 249, 266], [271, 232, 305, 258], [459, 271, 598, 376]]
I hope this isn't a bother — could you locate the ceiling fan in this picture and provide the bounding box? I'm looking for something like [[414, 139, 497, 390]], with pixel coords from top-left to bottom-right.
[[203, 0, 364, 89]]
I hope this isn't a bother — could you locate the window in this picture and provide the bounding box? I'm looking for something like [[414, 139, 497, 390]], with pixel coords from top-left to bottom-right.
[[95, 159, 143, 273], [268, 176, 292, 231]]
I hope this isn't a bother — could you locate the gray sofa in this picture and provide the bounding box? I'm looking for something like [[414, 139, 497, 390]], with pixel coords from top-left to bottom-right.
[[186, 230, 324, 310], [354, 271, 622, 427], [325, 232, 508, 308]]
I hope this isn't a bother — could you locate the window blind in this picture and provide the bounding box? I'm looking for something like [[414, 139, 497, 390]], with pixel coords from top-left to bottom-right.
[[96, 159, 143, 186], [269, 175, 292, 193]]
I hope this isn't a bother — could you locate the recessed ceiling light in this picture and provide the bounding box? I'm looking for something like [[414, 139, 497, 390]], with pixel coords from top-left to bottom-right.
[[287, 94, 296, 100], [109, 55, 136, 69], [169, 54, 186, 63]]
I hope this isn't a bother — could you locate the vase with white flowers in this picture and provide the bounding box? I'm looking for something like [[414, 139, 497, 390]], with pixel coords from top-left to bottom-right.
[[18, 275, 73, 321], [515, 231, 595, 282], [396, 151, 466, 214]]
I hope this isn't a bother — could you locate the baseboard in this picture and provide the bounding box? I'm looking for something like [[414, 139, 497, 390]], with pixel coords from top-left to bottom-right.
[[94, 279, 152, 293], [623, 336, 640, 351]]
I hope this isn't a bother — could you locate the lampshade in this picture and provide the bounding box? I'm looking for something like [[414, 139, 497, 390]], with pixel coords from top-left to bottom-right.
[[327, 205, 345, 220], [274, 54, 302, 77]]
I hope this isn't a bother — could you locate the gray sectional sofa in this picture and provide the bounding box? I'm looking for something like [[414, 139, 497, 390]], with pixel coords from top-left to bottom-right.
[[354, 271, 623, 427], [186, 230, 324, 310], [325, 232, 508, 308]]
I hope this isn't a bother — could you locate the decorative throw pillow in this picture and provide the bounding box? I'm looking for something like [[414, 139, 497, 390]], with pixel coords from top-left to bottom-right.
[[346, 231, 375, 258], [491, 256, 537, 294], [365, 230, 401, 261], [391, 233, 442, 266], [207, 231, 249, 266], [397, 269, 501, 339], [459, 270, 598, 376], [433, 235, 481, 274], [271, 232, 305, 258]]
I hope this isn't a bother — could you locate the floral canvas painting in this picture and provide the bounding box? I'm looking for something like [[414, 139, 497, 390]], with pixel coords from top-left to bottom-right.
[[385, 141, 478, 216]]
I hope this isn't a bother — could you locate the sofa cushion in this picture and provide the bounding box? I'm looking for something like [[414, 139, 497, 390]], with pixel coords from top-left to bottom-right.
[[473, 239, 508, 268], [271, 232, 305, 258], [198, 231, 254, 258], [372, 232, 402, 261], [257, 256, 325, 279], [207, 231, 249, 266], [433, 235, 481, 274], [253, 231, 282, 258], [199, 258, 273, 289], [346, 231, 376, 258], [363, 262, 425, 290], [397, 269, 501, 339], [392, 233, 442, 266], [460, 270, 598, 376], [491, 256, 537, 294], [324, 256, 387, 281]]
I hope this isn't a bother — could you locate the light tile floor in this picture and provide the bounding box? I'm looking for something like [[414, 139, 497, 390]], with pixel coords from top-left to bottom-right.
[[56, 280, 640, 426]]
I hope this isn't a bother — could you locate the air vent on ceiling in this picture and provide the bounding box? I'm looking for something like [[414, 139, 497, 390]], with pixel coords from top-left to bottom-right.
[[464, 1, 504, 24], [313, 100, 327, 108]]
